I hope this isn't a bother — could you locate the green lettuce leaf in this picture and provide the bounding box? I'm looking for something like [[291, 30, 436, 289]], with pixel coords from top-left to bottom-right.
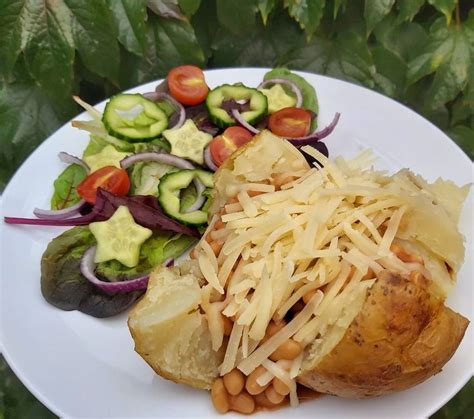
[[41, 226, 143, 318], [50, 164, 87, 210]]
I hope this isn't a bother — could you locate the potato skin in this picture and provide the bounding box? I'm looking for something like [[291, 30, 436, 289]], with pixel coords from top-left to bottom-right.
[[298, 271, 469, 398]]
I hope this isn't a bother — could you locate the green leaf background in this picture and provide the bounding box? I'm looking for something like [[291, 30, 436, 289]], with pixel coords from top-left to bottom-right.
[[0, 0, 473, 415]]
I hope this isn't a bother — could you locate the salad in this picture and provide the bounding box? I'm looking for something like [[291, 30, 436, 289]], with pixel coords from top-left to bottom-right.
[[4, 66, 340, 318]]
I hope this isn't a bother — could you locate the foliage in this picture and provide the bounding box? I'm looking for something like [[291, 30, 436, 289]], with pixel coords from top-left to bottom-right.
[[0, 0, 472, 191]]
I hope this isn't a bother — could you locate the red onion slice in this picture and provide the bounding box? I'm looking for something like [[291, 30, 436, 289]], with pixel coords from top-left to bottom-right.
[[165, 258, 174, 267], [231, 109, 260, 134], [33, 199, 87, 220], [257, 78, 303, 108], [58, 152, 90, 172], [286, 113, 341, 146], [80, 246, 150, 294], [120, 152, 195, 170], [203, 145, 218, 172], [143, 91, 185, 129]]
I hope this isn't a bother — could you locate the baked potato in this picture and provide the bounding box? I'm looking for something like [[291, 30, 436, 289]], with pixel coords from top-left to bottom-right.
[[129, 131, 469, 413]]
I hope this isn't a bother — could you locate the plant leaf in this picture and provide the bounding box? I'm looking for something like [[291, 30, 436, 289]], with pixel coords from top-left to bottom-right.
[[178, 0, 201, 17], [284, 31, 376, 88], [0, 82, 64, 191], [374, 17, 428, 61], [364, 0, 395, 34], [119, 22, 159, 87], [427, 0, 456, 24], [396, 0, 425, 23], [152, 15, 205, 74], [284, 0, 325, 38], [0, 0, 24, 78], [407, 16, 472, 109], [216, 0, 257, 34], [147, 0, 185, 19], [212, 10, 305, 68], [50, 164, 87, 210], [64, 0, 120, 83], [258, 0, 276, 24], [446, 125, 474, 159], [372, 45, 407, 97], [450, 94, 472, 127], [21, 0, 75, 97], [106, 0, 147, 56], [333, 0, 346, 18], [191, 0, 218, 60]]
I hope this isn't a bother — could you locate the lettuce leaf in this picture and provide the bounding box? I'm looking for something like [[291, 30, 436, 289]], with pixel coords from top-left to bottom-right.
[[41, 225, 197, 317]]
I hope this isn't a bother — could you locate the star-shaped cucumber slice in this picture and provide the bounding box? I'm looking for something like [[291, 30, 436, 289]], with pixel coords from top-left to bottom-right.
[[259, 83, 296, 113], [163, 119, 212, 165], [89, 206, 152, 268], [83, 145, 130, 172]]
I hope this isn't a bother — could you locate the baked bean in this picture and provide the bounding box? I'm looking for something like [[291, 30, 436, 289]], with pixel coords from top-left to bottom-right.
[[391, 244, 424, 264], [222, 314, 233, 336], [302, 289, 317, 304], [205, 234, 213, 244], [211, 378, 230, 414], [223, 369, 245, 396], [270, 339, 302, 361], [265, 385, 286, 404], [362, 268, 374, 280], [229, 391, 256, 414], [254, 392, 275, 408], [210, 241, 223, 256], [262, 320, 286, 342], [245, 366, 269, 395], [214, 219, 225, 230], [272, 174, 294, 188], [273, 377, 290, 395]]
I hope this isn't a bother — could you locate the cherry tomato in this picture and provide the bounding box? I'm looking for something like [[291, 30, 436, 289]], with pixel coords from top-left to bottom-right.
[[209, 126, 254, 167], [167, 65, 209, 106], [268, 107, 312, 138], [77, 166, 130, 204]]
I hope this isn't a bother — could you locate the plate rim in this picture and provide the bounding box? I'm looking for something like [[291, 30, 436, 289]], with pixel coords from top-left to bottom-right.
[[1, 67, 472, 418]]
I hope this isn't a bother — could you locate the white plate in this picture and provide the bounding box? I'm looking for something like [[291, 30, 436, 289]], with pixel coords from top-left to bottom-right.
[[0, 69, 472, 419]]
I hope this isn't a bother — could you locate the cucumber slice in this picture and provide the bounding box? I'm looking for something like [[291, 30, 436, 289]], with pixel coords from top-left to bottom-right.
[[163, 119, 213, 165], [158, 169, 213, 226], [206, 84, 268, 128], [103, 94, 168, 142], [89, 206, 153, 268]]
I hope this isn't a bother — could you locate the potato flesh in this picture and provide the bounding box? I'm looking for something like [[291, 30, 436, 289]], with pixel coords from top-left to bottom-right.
[[128, 267, 224, 389]]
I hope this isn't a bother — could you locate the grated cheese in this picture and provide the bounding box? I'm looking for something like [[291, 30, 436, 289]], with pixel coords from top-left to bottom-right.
[[188, 139, 437, 407]]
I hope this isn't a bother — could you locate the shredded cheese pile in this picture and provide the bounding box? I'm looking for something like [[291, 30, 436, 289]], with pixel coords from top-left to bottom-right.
[[196, 146, 427, 406]]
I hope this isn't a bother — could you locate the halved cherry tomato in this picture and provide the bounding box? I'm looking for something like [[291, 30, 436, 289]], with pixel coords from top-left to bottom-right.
[[77, 166, 130, 204], [168, 65, 209, 106], [209, 126, 254, 167], [268, 107, 312, 138]]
